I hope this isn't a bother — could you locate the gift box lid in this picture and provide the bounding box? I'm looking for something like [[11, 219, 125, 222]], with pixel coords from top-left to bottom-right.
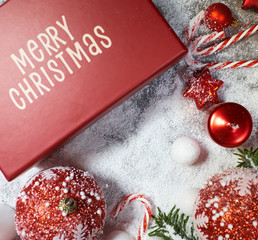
[[0, 0, 187, 181]]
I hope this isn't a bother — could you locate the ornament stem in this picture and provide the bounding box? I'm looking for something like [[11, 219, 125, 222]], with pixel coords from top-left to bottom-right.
[[59, 197, 77, 215]]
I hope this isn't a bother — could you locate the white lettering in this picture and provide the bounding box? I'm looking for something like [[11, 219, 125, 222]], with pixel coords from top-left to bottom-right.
[[66, 41, 91, 68], [27, 40, 44, 62], [37, 33, 58, 56], [56, 15, 74, 41], [9, 88, 26, 110], [18, 78, 38, 103], [9, 21, 112, 110], [47, 60, 65, 82], [29, 72, 51, 95], [40, 66, 55, 87], [10, 49, 35, 75], [55, 51, 73, 74], [46, 26, 67, 48], [94, 26, 112, 49], [82, 34, 102, 56]]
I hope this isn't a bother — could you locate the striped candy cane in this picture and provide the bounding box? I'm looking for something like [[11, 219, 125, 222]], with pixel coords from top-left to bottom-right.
[[195, 24, 258, 56], [192, 31, 225, 54], [205, 60, 258, 70], [185, 11, 204, 42], [185, 31, 226, 69], [184, 10, 258, 72], [112, 194, 152, 240]]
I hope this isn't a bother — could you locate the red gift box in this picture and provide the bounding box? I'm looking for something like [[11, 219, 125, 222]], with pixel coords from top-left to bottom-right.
[[0, 0, 187, 181]]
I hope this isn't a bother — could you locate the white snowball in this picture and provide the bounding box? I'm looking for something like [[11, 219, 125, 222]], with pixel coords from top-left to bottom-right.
[[105, 230, 133, 240], [177, 188, 200, 216], [171, 136, 201, 165], [0, 204, 17, 240]]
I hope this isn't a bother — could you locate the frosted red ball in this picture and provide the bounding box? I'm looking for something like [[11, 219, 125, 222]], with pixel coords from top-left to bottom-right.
[[193, 168, 258, 239], [204, 3, 233, 32], [15, 167, 106, 240]]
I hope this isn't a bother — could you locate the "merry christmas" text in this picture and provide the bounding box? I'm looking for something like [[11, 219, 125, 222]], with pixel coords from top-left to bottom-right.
[[9, 15, 112, 110]]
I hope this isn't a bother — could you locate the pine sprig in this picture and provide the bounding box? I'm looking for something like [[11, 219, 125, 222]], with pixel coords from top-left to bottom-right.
[[148, 206, 199, 240], [234, 147, 258, 170]]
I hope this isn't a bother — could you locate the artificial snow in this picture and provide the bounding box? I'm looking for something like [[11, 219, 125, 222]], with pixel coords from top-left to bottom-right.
[[0, 0, 257, 240], [105, 231, 133, 240], [177, 187, 200, 216], [0, 204, 17, 240]]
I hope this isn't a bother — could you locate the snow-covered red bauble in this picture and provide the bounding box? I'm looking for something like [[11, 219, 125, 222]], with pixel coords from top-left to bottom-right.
[[193, 168, 258, 239], [15, 167, 106, 240]]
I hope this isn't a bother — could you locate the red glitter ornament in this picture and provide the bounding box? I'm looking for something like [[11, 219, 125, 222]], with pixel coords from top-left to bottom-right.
[[242, 0, 258, 12], [208, 102, 253, 148], [183, 69, 223, 110], [15, 167, 106, 240], [204, 3, 233, 32], [193, 168, 258, 240]]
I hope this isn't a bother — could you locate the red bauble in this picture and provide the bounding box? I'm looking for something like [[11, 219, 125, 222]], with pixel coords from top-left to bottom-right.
[[193, 168, 258, 240], [242, 0, 258, 12], [183, 69, 223, 110], [204, 3, 233, 32], [15, 167, 106, 240], [208, 102, 253, 148]]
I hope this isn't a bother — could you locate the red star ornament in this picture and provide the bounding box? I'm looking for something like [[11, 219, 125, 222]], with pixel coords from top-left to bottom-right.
[[183, 69, 223, 110], [242, 0, 258, 12]]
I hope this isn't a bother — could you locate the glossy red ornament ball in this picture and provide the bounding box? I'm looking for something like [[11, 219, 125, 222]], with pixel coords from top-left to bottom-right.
[[204, 3, 233, 32], [207, 102, 253, 148], [15, 167, 106, 240], [242, 0, 258, 12], [193, 168, 258, 240]]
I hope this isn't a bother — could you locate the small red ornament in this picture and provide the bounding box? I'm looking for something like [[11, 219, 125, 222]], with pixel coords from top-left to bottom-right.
[[15, 167, 106, 240], [183, 69, 223, 110], [207, 102, 253, 148], [242, 0, 258, 12], [193, 168, 258, 240], [204, 3, 233, 32]]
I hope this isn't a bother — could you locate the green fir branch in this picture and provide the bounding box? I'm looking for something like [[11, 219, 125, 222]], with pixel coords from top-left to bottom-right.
[[148, 206, 199, 240], [234, 147, 258, 170]]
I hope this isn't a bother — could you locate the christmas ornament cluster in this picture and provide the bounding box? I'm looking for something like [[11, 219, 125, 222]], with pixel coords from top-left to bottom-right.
[[183, 2, 257, 148], [184, 3, 258, 112]]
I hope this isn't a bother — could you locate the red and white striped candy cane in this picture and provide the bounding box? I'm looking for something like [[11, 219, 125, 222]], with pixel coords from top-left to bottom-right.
[[185, 11, 204, 42], [186, 31, 226, 69], [205, 60, 258, 70], [192, 31, 225, 54], [195, 24, 258, 56], [112, 194, 152, 240]]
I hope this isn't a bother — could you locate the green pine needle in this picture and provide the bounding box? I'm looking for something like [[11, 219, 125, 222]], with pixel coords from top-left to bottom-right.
[[234, 147, 258, 169], [148, 206, 199, 240]]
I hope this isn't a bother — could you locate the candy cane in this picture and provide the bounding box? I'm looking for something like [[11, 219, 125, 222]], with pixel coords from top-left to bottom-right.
[[186, 31, 226, 69], [185, 51, 206, 70], [195, 24, 258, 56], [205, 60, 258, 70], [192, 31, 225, 54], [185, 11, 204, 42], [112, 194, 152, 240]]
